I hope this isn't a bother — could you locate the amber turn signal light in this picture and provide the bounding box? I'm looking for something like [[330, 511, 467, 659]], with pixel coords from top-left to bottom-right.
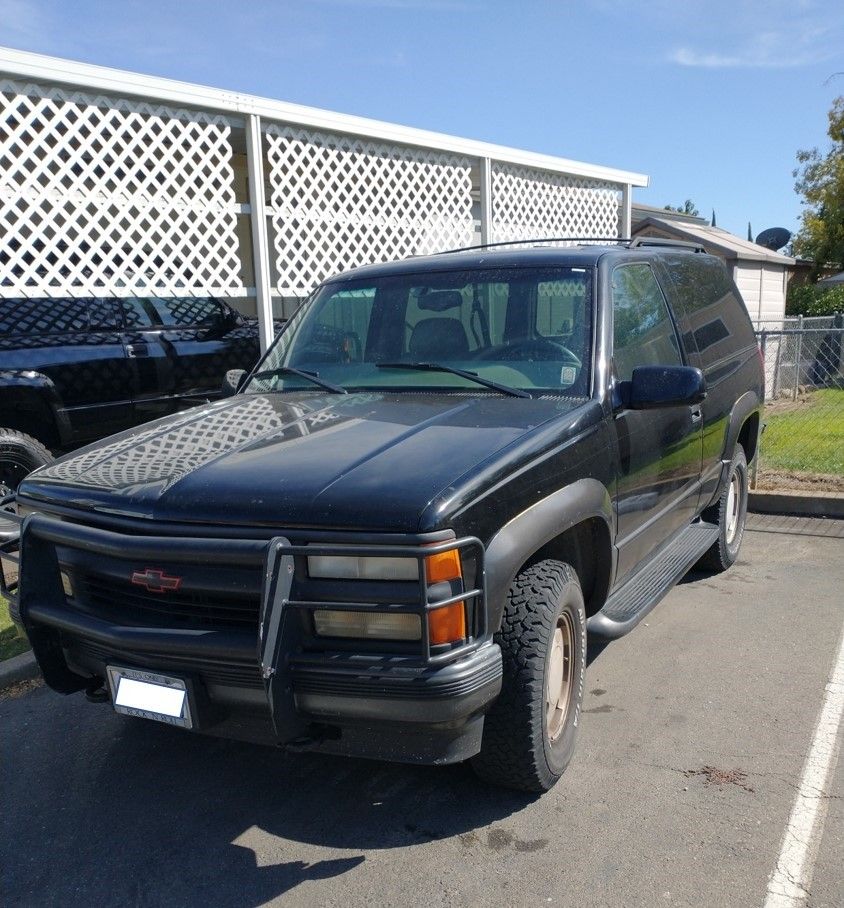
[[428, 601, 467, 645], [425, 548, 462, 583]]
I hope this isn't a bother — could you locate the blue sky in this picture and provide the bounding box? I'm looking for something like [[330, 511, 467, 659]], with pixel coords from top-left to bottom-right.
[[2, 0, 843, 239]]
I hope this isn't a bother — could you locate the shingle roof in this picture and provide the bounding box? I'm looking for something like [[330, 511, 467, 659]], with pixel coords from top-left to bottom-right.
[[633, 217, 795, 266]]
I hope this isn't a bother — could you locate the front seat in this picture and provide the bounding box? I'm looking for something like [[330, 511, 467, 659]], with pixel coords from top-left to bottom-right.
[[408, 318, 469, 359]]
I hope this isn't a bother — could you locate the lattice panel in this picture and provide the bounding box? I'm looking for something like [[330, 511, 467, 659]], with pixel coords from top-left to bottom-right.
[[0, 79, 245, 298], [491, 163, 621, 244], [265, 125, 475, 295]]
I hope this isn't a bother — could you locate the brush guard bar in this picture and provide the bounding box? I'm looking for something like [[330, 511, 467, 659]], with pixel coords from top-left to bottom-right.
[[5, 502, 488, 743]]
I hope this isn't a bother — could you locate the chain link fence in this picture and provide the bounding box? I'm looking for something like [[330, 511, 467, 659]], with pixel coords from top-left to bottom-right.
[[753, 313, 844, 492]]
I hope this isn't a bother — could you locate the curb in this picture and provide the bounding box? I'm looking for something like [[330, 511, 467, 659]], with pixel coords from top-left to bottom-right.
[[749, 490, 844, 520], [0, 649, 39, 689]]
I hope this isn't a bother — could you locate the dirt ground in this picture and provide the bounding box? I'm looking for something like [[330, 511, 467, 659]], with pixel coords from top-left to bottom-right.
[[754, 469, 844, 493]]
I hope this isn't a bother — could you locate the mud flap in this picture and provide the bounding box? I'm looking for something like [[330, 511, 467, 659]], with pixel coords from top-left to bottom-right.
[[259, 537, 309, 743]]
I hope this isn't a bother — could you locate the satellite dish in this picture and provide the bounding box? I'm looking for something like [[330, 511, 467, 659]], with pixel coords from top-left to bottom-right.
[[755, 227, 791, 251]]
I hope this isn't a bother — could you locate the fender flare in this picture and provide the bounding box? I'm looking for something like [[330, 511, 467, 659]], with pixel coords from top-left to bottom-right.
[[722, 390, 762, 463], [0, 370, 71, 446], [483, 478, 614, 633]]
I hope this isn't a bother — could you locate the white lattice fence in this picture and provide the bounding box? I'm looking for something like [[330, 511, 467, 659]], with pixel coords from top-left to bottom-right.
[[264, 125, 475, 295], [0, 79, 245, 298], [491, 162, 621, 244]]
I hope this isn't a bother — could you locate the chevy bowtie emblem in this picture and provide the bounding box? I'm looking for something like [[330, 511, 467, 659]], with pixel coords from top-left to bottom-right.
[[130, 568, 183, 594]]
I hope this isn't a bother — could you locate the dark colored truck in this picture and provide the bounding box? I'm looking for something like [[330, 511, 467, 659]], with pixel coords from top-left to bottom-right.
[[0, 294, 277, 497], [5, 240, 763, 792]]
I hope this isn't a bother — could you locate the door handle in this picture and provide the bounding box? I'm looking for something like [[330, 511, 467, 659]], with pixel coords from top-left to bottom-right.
[[690, 406, 702, 424], [126, 343, 149, 358]]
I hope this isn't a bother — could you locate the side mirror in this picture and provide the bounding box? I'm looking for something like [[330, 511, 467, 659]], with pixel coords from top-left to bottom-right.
[[627, 365, 706, 409], [222, 369, 247, 397]]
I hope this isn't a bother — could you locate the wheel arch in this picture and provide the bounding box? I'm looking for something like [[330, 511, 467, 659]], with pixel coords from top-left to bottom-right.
[[484, 478, 615, 631], [723, 391, 762, 465], [0, 374, 69, 449]]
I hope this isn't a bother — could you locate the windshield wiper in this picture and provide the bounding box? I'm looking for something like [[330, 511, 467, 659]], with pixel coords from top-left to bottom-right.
[[375, 362, 531, 398], [251, 366, 348, 394]]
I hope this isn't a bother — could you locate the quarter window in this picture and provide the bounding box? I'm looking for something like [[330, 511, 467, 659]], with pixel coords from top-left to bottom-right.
[[612, 264, 681, 382]]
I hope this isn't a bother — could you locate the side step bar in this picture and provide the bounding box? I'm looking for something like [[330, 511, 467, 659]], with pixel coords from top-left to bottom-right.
[[588, 521, 719, 639]]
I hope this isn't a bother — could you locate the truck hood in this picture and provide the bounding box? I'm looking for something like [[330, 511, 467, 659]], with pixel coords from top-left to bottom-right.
[[20, 392, 584, 532]]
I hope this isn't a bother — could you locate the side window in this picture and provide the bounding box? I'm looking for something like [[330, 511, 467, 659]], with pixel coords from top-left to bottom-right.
[[659, 255, 757, 362], [88, 298, 121, 331], [150, 297, 222, 327], [0, 298, 87, 335], [120, 298, 160, 328], [612, 264, 682, 382]]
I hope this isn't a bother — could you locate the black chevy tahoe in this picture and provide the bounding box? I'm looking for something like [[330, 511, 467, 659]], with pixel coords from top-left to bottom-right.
[[5, 240, 763, 792], [0, 294, 277, 497]]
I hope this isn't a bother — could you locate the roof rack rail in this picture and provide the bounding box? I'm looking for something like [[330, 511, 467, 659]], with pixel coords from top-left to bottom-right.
[[628, 236, 705, 253], [433, 237, 630, 255]]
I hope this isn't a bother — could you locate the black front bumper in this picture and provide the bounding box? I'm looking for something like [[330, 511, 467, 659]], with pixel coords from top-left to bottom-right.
[[11, 511, 502, 764]]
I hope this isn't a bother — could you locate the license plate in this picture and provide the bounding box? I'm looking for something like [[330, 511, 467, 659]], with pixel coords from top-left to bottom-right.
[[106, 666, 193, 729]]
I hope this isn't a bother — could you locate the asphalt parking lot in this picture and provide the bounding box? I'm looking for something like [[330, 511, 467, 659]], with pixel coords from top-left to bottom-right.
[[2, 521, 843, 908]]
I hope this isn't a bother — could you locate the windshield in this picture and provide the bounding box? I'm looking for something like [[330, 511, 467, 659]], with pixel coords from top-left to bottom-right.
[[244, 266, 593, 396]]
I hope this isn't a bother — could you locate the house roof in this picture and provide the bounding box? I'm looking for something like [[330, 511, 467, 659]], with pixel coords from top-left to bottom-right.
[[632, 217, 796, 266], [631, 203, 708, 226], [817, 271, 844, 285]]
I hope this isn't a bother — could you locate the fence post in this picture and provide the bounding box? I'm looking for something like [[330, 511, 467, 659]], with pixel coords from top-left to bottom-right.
[[479, 157, 493, 247], [792, 314, 803, 401], [753, 330, 767, 491], [245, 113, 274, 354]]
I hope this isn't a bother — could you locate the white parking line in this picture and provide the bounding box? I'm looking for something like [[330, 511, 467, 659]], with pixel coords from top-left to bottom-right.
[[764, 618, 844, 907]]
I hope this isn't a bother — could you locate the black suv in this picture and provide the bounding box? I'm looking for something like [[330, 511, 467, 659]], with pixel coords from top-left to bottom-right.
[[0, 295, 274, 496], [7, 240, 763, 792]]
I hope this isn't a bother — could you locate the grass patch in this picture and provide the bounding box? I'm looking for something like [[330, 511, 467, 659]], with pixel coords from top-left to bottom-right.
[[0, 596, 29, 662], [761, 389, 844, 475]]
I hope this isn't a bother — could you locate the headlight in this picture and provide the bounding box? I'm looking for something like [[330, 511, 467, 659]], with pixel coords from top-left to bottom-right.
[[313, 609, 421, 640], [307, 555, 418, 581]]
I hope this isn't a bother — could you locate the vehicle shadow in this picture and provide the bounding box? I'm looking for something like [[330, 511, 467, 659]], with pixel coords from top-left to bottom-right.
[[3, 688, 538, 907]]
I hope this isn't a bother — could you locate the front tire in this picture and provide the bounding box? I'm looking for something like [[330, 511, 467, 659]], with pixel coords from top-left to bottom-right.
[[0, 429, 53, 500], [697, 444, 748, 573], [472, 560, 586, 793]]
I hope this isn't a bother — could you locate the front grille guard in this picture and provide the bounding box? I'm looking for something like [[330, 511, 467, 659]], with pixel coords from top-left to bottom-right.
[[261, 535, 486, 672], [6, 504, 487, 677], [0, 493, 22, 607]]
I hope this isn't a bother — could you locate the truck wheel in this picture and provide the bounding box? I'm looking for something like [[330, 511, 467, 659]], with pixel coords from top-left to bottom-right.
[[697, 444, 748, 573], [472, 559, 586, 793], [0, 429, 53, 499]]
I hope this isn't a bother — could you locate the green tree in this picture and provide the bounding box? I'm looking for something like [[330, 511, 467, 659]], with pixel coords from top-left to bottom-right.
[[793, 96, 844, 278], [663, 199, 700, 217]]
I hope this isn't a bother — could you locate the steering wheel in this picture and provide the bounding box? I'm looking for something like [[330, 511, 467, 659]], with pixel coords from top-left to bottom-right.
[[474, 338, 582, 367]]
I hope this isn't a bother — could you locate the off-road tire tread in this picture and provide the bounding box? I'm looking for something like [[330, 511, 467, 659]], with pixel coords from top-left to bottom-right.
[[0, 428, 53, 490], [698, 444, 747, 573], [472, 559, 582, 793]]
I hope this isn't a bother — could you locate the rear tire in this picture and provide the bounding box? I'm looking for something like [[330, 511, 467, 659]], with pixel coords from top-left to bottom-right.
[[697, 444, 748, 573], [472, 559, 586, 793], [0, 429, 53, 499]]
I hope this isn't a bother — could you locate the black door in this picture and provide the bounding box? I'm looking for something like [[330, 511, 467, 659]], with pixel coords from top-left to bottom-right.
[[609, 263, 703, 581], [0, 297, 135, 443], [129, 297, 260, 412], [119, 297, 178, 425]]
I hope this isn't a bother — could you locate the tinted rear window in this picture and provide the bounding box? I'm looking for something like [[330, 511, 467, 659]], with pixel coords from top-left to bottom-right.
[[657, 255, 756, 362]]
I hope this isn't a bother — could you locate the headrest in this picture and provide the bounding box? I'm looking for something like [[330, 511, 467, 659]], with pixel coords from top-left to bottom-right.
[[417, 290, 464, 312]]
